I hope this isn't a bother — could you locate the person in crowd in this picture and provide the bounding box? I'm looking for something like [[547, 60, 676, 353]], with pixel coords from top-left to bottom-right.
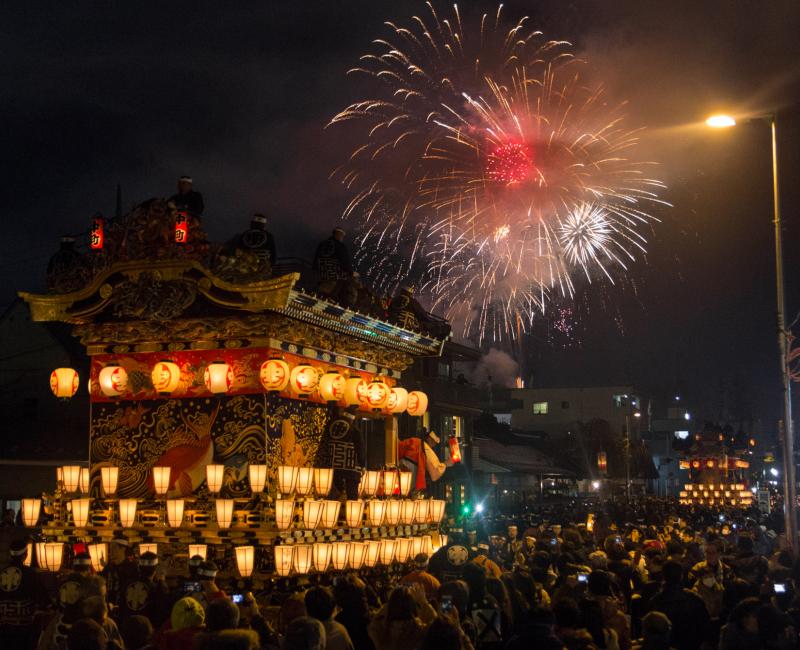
[[368, 584, 435, 650], [688, 540, 732, 587], [402, 554, 442, 601], [304, 586, 354, 650], [0, 538, 49, 648], [121, 615, 153, 650], [648, 560, 709, 650], [194, 561, 227, 611], [718, 597, 761, 650], [333, 576, 376, 650], [283, 617, 326, 650], [314, 228, 352, 294], [420, 616, 474, 650], [631, 611, 672, 650], [159, 597, 205, 650], [552, 598, 596, 649], [169, 176, 204, 216], [66, 618, 108, 650], [117, 552, 170, 629], [461, 562, 502, 649]]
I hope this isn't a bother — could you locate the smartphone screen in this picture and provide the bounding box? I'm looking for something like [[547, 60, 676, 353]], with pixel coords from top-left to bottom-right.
[[183, 581, 201, 594], [441, 594, 453, 612], [577, 573, 588, 583], [774, 583, 786, 594], [232, 593, 244, 604]]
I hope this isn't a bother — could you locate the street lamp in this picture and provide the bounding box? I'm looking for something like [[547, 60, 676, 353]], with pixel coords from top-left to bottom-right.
[[707, 111, 796, 553]]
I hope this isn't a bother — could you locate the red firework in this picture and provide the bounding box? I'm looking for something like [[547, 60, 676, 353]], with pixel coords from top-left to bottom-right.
[[485, 142, 533, 184]]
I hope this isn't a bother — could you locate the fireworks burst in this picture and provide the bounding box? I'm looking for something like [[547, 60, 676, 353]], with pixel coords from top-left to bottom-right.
[[330, 3, 667, 343]]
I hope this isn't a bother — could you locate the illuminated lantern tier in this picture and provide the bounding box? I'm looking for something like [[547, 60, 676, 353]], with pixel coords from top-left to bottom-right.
[[365, 377, 390, 411], [204, 361, 233, 394], [319, 371, 346, 402], [50, 368, 79, 399], [259, 358, 289, 392], [151, 361, 181, 394], [406, 391, 428, 416], [98, 365, 128, 397], [289, 364, 319, 398]]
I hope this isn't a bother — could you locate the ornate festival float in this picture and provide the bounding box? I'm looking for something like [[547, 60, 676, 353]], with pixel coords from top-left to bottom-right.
[[676, 423, 754, 508], [18, 199, 450, 584]]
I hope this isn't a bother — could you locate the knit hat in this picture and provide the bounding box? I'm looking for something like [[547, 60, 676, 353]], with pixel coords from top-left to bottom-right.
[[171, 597, 205, 630]]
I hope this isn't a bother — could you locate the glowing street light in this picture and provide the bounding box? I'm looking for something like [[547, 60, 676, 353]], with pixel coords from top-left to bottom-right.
[[705, 114, 736, 128]]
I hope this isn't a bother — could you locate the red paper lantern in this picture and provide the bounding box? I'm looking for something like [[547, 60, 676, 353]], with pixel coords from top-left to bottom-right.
[[290, 364, 319, 397], [406, 391, 428, 417], [175, 213, 188, 244], [204, 361, 233, 394], [448, 436, 462, 464], [90, 217, 104, 251], [319, 371, 346, 402], [151, 360, 181, 394], [343, 377, 368, 407], [50, 368, 79, 399], [259, 358, 290, 392], [365, 377, 390, 411], [597, 451, 608, 476], [98, 365, 128, 397]]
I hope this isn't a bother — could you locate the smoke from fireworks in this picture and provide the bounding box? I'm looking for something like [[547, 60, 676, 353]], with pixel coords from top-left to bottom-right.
[[330, 3, 666, 343]]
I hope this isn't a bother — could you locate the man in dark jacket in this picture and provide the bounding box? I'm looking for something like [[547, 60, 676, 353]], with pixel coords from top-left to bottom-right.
[[169, 176, 205, 216], [314, 228, 352, 292], [648, 560, 709, 650]]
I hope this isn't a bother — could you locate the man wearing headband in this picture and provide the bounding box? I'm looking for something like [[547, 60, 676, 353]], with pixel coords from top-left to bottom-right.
[[118, 551, 169, 628], [195, 561, 227, 610], [169, 175, 204, 216], [0, 539, 47, 648]]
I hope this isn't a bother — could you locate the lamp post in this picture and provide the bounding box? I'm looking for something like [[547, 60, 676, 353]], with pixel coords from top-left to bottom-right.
[[707, 113, 796, 553]]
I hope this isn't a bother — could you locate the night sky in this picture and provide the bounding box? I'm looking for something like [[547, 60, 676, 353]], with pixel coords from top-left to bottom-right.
[[2, 1, 799, 433]]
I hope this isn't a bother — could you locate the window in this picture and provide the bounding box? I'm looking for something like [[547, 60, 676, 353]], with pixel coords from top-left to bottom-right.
[[445, 484, 454, 503], [495, 413, 511, 425], [532, 401, 548, 414], [561, 401, 570, 409], [675, 430, 690, 440], [437, 361, 451, 378], [613, 394, 628, 407]]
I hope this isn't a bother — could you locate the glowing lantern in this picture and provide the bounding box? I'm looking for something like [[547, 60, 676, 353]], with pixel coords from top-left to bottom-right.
[[430, 500, 446, 523], [236, 546, 255, 578], [448, 436, 462, 464], [99, 366, 128, 397], [119, 499, 137, 527], [343, 376, 368, 407], [313, 468, 333, 497], [380, 538, 397, 564], [319, 371, 346, 402], [385, 500, 402, 526], [274, 546, 294, 577], [35, 542, 47, 569], [365, 377, 390, 411], [152, 466, 171, 496], [294, 544, 313, 575], [313, 543, 332, 572], [215, 499, 234, 529], [348, 542, 367, 570], [206, 464, 225, 494], [396, 538, 412, 563], [175, 213, 188, 244], [151, 361, 181, 394], [388, 388, 409, 414], [79, 468, 90, 494], [278, 466, 298, 495], [321, 500, 340, 529], [101, 467, 119, 496], [383, 471, 398, 497], [400, 500, 416, 525], [188, 544, 207, 561], [367, 500, 386, 527], [398, 471, 413, 497], [422, 535, 434, 556], [22, 543, 33, 567], [204, 361, 233, 394], [296, 468, 314, 496], [90, 216, 104, 250], [406, 391, 428, 416], [414, 499, 430, 524], [345, 500, 365, 528], [248, 464, 267, 493], [72, 498, 91, 527], [365, 540, 382, 567], [331, 542, 350, 570], [706, 460, 715, 468], [259, 358, 290, 392], [289, 364, 319, 398], [43, 543, 64, 572], [50, 368, 79, 399], [361, 470, 381, 497], [62, 466, 81, 492], [22, 499, 40, 527], [166, 499, 185, 527], [303, 500, 324, 530], [139, 543, 157, 556], [411, 536, 424, 558], [56, 466, 63, 487], [275, 499, 295, 530], [88, 543, 107, 572]]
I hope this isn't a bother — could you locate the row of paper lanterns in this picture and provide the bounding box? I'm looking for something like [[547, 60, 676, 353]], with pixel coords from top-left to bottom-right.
[[50, 362, 428, 415], [26, 493, 445, 530], [24, 533, 445, 577], [55, 464, 419, 500]]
